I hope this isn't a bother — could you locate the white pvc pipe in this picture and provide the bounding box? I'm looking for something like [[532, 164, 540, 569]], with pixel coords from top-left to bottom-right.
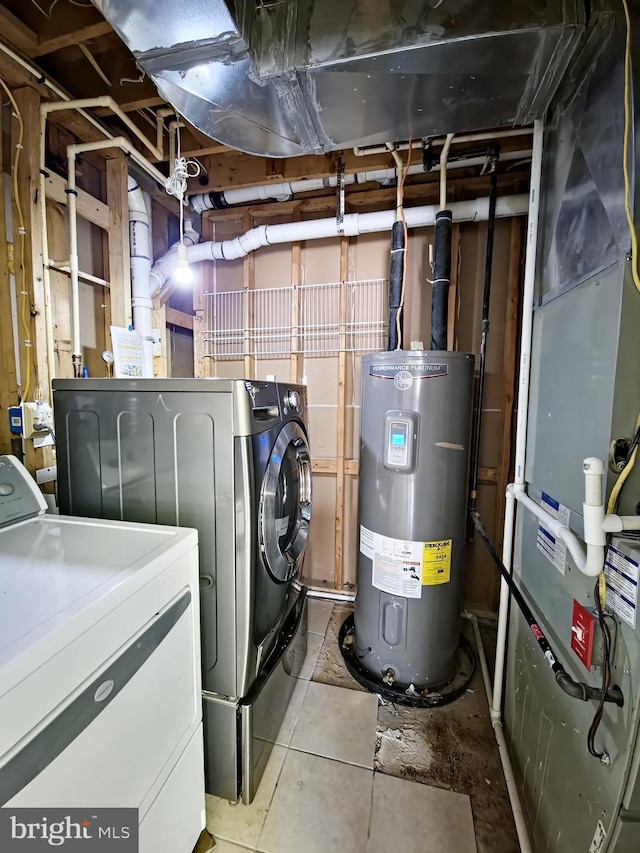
[[352, 128, 533, 157], [151, 193, 529, 291], [602, 515, 640, 532], [462, 611, 532, 853], [42, 97, 161, 161], [440, 133, 455, 210], [490, 119, 544, 853], [507, 483, 605, 578], [189, 149, 533, 213], [128, 176, 154, 376]]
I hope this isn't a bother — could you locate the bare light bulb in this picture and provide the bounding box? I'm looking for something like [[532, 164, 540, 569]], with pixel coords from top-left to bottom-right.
[[174, 242, 193, 286]]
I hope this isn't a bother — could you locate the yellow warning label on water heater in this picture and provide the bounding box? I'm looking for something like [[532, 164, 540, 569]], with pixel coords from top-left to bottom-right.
[[422, 539, 452, 585]]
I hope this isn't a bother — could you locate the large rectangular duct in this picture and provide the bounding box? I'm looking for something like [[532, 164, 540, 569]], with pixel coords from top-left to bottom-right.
[[93, 0, 585, 157]]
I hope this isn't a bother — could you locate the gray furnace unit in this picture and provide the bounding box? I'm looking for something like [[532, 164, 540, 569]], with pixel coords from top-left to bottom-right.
[[353, 350, 474, 689]]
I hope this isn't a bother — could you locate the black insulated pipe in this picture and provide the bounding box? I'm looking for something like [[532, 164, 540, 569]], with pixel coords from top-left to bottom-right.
[[471, 510, 624, 708], [431, 210, 452, 351], [469, 148, 500, 517], [387, 220, 406, 351]]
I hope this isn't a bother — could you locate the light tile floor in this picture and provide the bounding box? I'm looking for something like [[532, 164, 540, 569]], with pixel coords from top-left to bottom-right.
[[206, 598, 478, 853]]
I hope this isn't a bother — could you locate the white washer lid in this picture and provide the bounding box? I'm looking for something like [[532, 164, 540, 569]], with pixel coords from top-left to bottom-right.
[[0, 515, 195, 670]]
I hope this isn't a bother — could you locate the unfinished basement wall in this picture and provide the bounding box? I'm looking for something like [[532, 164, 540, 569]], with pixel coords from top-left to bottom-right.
[[197, 210, 522, 612]]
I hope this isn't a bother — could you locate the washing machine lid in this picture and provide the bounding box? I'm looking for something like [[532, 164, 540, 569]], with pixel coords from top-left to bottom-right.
[[259, 421, 312, 583], [0, 515, 197, 674]]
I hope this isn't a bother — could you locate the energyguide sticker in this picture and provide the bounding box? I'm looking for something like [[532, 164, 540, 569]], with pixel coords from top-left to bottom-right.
[[536, 491, 570, 575], [359, 526, 452, 599]]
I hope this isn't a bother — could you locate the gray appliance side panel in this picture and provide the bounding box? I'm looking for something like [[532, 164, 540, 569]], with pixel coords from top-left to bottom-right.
[[506, 265, 640, 853], [525, 262, 623, 516], [234, 434, 258, 698], [240, 594, 307, 805], [506, 515, 638, 853], [202, 693, 240, 802], [53, 386, 238, 698]]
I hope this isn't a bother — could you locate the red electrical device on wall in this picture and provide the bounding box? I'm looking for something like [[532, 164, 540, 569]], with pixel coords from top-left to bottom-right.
[[570, 599, 596, 670]]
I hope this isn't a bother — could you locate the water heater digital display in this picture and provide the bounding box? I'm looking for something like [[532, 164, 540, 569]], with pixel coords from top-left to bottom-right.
[[383, 413, 418, 471]]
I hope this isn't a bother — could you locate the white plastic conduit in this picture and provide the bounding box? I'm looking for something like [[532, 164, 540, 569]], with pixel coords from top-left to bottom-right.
[[151, 194, 529, 293], [189, 149, 532, 213], [488, 119, 545, 853], [352, 128, 533, 156], [128, 176, 154, 375]]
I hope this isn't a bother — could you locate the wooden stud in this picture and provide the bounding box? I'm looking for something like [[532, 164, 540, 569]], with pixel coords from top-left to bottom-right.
[[193, 216, 213, 377], [29, 23, 113, 58], [335, 236, 349, 591], [106, 154, 132, 331], [152, 303, 169, 378], [47, 201, 73, 379], [493, 217, 524, 608], [166, 308, 194, 330], [0, 9, 38, 56], [243, 212, 256, 380], [290, 209, 302, 384], [46, 172, 109, 231], [12, 87, 54, 479], [0, 105, 18, 455]]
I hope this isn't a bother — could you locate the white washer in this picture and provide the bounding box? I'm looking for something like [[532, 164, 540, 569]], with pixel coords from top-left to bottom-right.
[[0, 456, 205, 852]]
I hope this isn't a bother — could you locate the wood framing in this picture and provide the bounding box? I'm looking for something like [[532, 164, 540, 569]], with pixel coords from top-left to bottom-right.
[[29, 22, 113, 57], [106, 154, 132, 330], [0, 106, 18, 455], [193, 217, 213, 378], [243, 212, 256, 380], [46, 173, 110, 232], [493, 217, 524, 607], [334, 236, 349, 591], [289, 210, 302, 384], [12, 87, 54, 479]]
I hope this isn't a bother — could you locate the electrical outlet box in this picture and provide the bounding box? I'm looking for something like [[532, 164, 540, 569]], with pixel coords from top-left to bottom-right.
[[571, 599, 596, 670], [21, 401, 54, 440]]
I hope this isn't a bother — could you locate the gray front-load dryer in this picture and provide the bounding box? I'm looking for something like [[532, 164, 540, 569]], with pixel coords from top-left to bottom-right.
[[52, 378, 312, 803]]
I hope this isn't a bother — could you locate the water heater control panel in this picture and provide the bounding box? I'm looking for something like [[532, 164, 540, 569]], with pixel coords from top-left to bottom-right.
[[383, 412, 418, 472]]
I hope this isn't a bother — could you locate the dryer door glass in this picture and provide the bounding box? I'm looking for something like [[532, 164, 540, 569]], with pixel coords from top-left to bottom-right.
[[259, 421, 312, 583]]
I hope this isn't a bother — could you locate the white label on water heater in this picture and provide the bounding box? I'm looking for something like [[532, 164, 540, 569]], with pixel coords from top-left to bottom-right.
[[359, 525, 375, 560], [369, 531, 424, 599]]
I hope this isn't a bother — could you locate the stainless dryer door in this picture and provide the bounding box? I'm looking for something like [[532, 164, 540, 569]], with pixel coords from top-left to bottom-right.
[[259, 421, 312, 583]]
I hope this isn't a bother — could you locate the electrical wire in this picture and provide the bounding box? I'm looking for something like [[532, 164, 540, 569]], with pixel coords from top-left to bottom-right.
[[588, 579, 613, 761], [79, 44, 112, 87], [29, 0, 59, 16], [621, 0, 640, 294], [0, 81, 33, 401], [386, 142, 411, 349], [589, 412, 640, 757], [164, 120, 201, 244]]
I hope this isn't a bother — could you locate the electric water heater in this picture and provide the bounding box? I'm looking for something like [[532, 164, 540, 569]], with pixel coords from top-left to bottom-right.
[[354, 350, 474, 689]]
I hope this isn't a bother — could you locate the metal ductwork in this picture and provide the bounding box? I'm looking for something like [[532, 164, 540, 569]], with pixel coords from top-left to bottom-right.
[[93, 0, 585, 158]]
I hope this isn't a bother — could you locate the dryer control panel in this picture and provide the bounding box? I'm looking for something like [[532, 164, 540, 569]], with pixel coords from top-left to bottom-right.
[[0, 455, 47, 528]]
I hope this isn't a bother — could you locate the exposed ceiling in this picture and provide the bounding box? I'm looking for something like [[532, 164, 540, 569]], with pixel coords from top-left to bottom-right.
[[0, 0, 536, 208]]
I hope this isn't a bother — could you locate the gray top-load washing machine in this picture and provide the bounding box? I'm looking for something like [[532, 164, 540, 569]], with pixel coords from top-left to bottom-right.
[[52, 378, 312, 803]]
